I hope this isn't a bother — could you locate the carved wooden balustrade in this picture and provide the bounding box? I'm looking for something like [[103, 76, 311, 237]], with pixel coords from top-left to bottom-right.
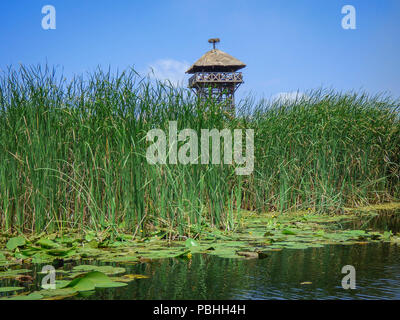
[[189, 72, 243, 88]]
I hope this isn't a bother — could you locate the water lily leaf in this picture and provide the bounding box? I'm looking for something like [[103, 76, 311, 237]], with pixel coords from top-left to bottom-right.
[[109, 241, 126, 247], [78, 247, 103, 258], [0, 292, 44, 300], [37, 238, 60, 249], [344, 230, 367, 240], [137, 248, 188, 259], [85, 233, 96, 242], [13, 251, 30, 260], [94, 282, 128, 288], [46, 247, 73, 256], [0, 269, 32, 279], [314, 230, 325, 237], [54, 280, 71, 289], [6, 237, 26, 251], [0, 286, 25, 293], [185, 238, 199, 248], [67, 277, 96, 292], [281, 228, 297, 235], [20, 246, 42, 257], [261, 247, 283, 252], [207, 246, 244, 259], [72, 265, 126, 275], [96, 266, 126, 275], [31, 252, 53, 264], [56, 236, 75, 245], [37, 288, 77, 298], [383, 231, 393, 241], [66, 271, 127, 291], [87, 240, 99, 248], [100, 255, 139, 263], [71, 265, 98, 272]]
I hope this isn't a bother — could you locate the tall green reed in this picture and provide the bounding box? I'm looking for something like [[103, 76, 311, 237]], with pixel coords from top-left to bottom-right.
[[0, 65, 399, 235]]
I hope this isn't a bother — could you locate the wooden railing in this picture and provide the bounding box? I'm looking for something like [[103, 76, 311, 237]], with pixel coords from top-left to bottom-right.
[[189, 72, 243, 87]]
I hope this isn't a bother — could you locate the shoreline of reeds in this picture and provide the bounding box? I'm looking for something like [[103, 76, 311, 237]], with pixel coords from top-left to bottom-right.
[[0, 65, 399, 236]]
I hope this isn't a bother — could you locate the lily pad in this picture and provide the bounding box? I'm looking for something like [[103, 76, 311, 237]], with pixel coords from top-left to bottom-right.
[[94, 281, 128, 288], [72, 265, 126, 275], [6, 237, 26, 251], [0, 286, 25, 293], [0, 292, 44, 300], [111, 274, 150, 282], [0, 269, 32, 279], [37, 238, 60, 249], [100, 255, 139, 263], [66, 271, 127, 291], [185, 238, 199, 248], [36, 288, 77, 298]]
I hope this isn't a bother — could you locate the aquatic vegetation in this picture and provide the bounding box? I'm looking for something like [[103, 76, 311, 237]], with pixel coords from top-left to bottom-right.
[[0, 65, 399, 235], [0, 64, 399, 299], [0, 269, 32, 280], [71, 265, 126, 275], [0, 207, 399, 266], [0, 270, 129, 300], [0, 207, 399, 299], [6, 237, 26, 251], [0, 286, 24, 293]]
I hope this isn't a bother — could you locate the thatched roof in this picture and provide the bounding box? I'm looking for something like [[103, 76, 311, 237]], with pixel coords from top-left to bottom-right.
[[186, 49, 246, 74]]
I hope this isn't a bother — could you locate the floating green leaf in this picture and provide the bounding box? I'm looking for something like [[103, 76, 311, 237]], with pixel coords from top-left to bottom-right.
[[185, 238, 199, 248], [0, 269, 32, 280], [281, 228, 297, 235], [66, 271, 127, 291], [36, 288, 78, 299], [37, 238, 60, 249], [0, 286, 25, 293], [6, 237, 26, 251], [72, 265, 126, 275], [0, 292, 44, 300]]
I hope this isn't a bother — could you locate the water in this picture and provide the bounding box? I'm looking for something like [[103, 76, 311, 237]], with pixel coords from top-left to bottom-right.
[[74, 208, 400, 299], [2, 210, 400, 300], [348, 210, 400, 234], [74, 243, 400, 300]]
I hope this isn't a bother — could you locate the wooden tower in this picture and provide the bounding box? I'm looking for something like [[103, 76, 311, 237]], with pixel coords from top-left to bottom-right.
[[186, 38, 246, 112]]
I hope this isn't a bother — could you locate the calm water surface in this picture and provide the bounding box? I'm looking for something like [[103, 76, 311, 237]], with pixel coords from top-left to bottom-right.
[[80, 243, 400, 300], [80, 209, 400, 300], [2, 210, 400, 300]]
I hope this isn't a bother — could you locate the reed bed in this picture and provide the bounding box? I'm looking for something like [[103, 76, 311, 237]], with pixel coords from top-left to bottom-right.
[[0, 65, 399, 235]]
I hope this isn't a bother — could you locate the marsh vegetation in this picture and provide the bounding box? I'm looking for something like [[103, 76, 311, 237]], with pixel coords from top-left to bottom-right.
[[0, 65, 399, 236], [0, 65, 400, 300]]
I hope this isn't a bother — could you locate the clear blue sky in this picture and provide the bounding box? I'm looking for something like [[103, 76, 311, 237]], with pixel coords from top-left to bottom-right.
[[1, 0, 399, 100]]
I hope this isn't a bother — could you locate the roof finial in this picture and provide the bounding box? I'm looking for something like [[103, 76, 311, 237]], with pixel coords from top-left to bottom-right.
[[208, 38, 220, 50]]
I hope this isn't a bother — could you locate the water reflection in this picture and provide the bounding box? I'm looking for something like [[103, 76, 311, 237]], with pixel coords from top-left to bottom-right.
[[351, 210, 400, 234], [77, 242, 400, 300], [2, 210, 400, 300]]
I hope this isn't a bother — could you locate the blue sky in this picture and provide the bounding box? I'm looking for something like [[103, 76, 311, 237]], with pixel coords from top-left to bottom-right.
[[1, 0, 399, 101]]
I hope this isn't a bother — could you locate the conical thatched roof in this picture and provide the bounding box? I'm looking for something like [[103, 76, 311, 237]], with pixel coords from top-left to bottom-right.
[[186, 49, 246, 74]]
